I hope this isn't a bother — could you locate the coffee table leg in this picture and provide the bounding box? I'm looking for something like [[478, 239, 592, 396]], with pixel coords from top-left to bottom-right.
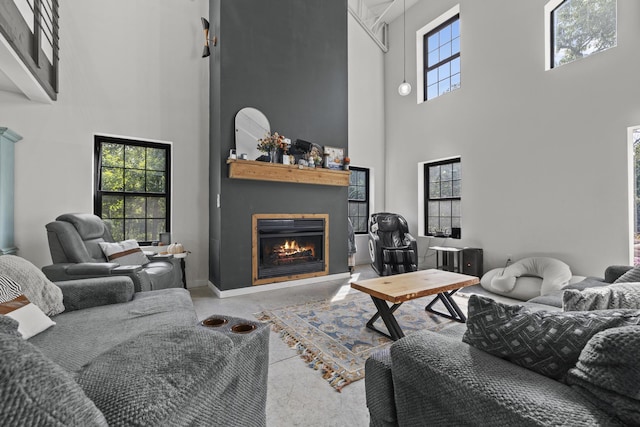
[[425, 289, 467, 322], [366, 296, 405, 341]]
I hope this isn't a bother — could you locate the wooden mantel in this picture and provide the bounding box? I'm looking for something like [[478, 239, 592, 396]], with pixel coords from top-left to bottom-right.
[[227, 159, 350, 186]]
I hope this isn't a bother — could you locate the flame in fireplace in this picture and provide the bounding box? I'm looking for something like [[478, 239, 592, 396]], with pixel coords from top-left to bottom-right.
[[277, 240, 314, 257]]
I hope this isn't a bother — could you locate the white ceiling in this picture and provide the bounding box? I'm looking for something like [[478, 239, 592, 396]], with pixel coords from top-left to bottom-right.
[[349, 0, 419, 27]]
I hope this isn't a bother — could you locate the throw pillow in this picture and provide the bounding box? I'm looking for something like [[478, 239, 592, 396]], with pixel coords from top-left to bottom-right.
[[98, 240, 149, 266], [613, 265, 640, 283], [566, 326, 640, 426], [0, 328, 107, 426], [563, 283, 640, 311], [0, 256, 64, 316], [462, 295, 640, 381], [0, 275, 55, 339]]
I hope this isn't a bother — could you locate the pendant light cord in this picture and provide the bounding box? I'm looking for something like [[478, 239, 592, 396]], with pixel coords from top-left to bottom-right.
[[402, 0, 406, 81]]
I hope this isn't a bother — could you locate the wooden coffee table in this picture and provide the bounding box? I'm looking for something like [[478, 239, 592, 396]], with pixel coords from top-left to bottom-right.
[[351, 269, 479, 340]]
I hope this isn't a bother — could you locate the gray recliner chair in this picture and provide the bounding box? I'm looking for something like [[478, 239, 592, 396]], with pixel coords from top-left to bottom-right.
[[42, 213, 182, 292]]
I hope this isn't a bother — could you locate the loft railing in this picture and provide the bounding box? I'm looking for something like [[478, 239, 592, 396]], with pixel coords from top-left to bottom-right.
[[0, 0, 59, 101]]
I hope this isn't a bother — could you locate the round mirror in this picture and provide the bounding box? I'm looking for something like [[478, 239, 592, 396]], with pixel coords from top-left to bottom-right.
[[235, 107, 270, 161]]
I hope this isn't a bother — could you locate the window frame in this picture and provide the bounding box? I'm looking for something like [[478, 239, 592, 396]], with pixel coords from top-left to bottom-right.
[[93, 135, 171, 245], [423, 14, 460, 102], [348, 166, 370, 235], [545, 0, 617, 70], [416, 4, 460, 105], [423, 157, 461, 238]]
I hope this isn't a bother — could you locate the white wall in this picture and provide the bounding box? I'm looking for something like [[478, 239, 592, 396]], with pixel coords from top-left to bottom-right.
[[0, 0, 210, 287], [384, 0, 640, 276], [347, 13, 386, 265]]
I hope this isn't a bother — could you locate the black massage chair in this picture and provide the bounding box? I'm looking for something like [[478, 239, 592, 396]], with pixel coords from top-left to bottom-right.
[[368, 212, 418, 276]]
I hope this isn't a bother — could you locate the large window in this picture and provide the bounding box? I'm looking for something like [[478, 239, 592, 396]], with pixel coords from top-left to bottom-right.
[[94, 135, 171, 243], [348, 167, 370, 234], [416, 5, 460, 104], [547, 0, 617, 69], [424, 15, 460, 101], [425, 158, 461, 238]]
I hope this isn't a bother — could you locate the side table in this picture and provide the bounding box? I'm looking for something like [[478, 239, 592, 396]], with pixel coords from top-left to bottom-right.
[[429, 246, 464, 272], [174, 253, 188, 288]]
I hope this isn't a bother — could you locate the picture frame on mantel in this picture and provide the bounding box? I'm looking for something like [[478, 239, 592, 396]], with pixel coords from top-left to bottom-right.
[[324, 146, 344, 170]]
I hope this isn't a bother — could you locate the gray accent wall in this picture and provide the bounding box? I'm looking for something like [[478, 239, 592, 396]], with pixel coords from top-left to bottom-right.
[[209, 0, 349, 290]]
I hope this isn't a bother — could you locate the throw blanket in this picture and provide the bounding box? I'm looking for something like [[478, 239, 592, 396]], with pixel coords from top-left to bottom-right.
[[563, 283, 640, 311]]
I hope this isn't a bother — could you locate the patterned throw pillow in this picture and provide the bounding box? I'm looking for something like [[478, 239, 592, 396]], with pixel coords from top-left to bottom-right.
[[563, 283, 640, 311], [98, 240, 149, 266], [462, 295, 640, 381], [0, 275, 55, 339], [0, 255, 64, 316], [613, 266, 640, 283]]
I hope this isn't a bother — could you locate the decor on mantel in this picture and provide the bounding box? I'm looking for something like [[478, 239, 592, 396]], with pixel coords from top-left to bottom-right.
[[0, 128, 22, 255], [324, 146, 345, 170], [398, 0, 412, 96], [235, 107, 270, 161], [257, 131, 287, 163], [255, 291, 467, 391]]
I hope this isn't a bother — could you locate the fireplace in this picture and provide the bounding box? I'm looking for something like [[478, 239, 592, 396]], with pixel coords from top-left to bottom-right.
[[252, 214, 329, 285]]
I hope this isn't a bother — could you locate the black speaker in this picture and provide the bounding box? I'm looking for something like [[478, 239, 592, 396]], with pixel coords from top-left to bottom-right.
[[462, 248, 483, 277]]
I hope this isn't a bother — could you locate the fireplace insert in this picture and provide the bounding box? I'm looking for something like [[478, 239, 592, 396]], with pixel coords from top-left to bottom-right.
[[256, 218, 325, 279]]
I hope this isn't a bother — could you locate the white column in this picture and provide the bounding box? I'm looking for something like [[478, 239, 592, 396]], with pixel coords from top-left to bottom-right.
[[0, 127, 23, 255]]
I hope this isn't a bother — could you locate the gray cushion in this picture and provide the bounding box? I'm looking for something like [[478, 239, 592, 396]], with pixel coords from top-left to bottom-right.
[[56, 277, 135, 312], [31, 288, 197, 372], [0, 255, 64, 316], [563, 283, 640, 311], [566, 326, 640, 425], [528, 277, 609, 307], [613, 265, 640, 283], [57, 213, 108, 240], [0, 325, 107, 426], [462, 295, 640, 381], [77, 326, 233, 426], [365, 350, 397, 424]]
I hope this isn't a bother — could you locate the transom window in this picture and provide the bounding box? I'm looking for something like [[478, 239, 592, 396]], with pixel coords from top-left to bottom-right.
[[547, 0, 617, 69], [424, 15, 460, 101], [425, 158, 461, 238], [94, 135, 171, 243], [348, 167, 370, 234]]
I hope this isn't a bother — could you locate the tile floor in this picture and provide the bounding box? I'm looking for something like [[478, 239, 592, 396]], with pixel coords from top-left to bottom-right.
[[188, 265, 380, 427]]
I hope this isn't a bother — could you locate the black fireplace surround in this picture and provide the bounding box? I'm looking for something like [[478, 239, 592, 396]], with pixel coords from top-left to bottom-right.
[[256, 218, 325, 280]]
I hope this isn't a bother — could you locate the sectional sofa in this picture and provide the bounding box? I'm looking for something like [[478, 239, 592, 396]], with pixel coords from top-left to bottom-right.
[[0, 256, 269, 426], [365, 265, 640, 426]]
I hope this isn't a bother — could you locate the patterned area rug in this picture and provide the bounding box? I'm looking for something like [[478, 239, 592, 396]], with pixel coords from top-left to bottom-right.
[[256, 290, 468, 391]]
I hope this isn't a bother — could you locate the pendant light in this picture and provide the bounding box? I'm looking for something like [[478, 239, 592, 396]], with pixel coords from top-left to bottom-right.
[[398, 0, 411, 96]]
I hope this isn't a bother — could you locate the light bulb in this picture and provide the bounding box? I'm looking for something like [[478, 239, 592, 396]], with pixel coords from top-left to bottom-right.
[[398, 81, 412, 96]]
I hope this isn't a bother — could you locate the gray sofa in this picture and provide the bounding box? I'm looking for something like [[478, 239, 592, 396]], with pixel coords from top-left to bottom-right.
[[43, 213, 182, 292], [1, 274, 269, 426], [364, 266, 634, 426]]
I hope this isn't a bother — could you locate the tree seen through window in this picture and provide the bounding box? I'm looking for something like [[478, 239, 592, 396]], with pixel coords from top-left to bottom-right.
[[552, 0, 616, 68], [95, 136, 170, 243]]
